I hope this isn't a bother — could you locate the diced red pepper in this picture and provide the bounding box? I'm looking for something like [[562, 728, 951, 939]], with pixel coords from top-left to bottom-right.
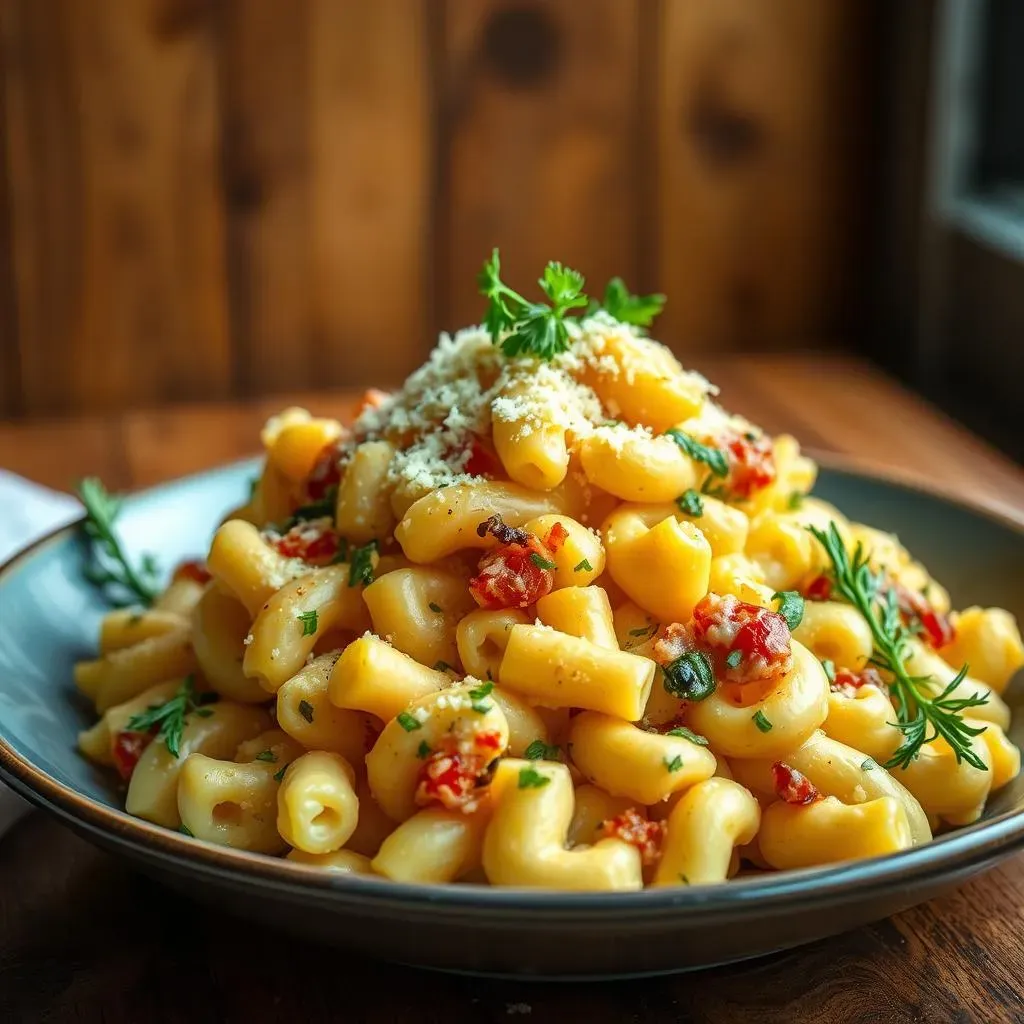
[[112, 728, 155, 781], [172, 559, 212, 586], [265, 518, 339, 563], [544, 521, 569, 552], [598, 808, 664, 867], [414, 729, 502, 813], [771, 761, 821, 806], [722, 430, 777, 499], [830, 665, 888, 698], [690, 592, 793, 684], [804, 575, 833, 601]]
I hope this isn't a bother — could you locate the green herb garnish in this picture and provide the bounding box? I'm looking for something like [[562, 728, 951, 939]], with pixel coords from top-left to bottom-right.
[[517, 765, 552, 790], [468, 680, 494, 713], [574, 558, 593, 573], [417, 740, 432, 759], [524, 739, 561, 761], [662, 651, 716, 702], [752, 710, 773, 733], [596, 277, 666, 328], [273, 764, 288, 782], [676, 489, 704, 518], [664, 754, 684, 773], [298, 700, 315, 724], [124, 676, 217, 758], [297, 609, 319, 636], [529, 552, 557, 571], [397, 711, 422, 732], [822, 659, 836, 683], [666, 726, 710, 747], [77, 477, 161, 607], [664, 430, 728, 478], [348, 540, 378, 587], [810, 522, 987, 771], [254, 749, 277, 763], [773, 591, 805, 631], [428, 602, 443, 613], [179, 824, 194, 837]]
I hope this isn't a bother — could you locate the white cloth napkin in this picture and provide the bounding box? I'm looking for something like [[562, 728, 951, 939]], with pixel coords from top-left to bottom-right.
[[0, 470, 82, 836]]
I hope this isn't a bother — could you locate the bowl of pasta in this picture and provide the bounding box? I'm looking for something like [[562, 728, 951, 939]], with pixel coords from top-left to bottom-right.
[[1, 253, 1023, 979]]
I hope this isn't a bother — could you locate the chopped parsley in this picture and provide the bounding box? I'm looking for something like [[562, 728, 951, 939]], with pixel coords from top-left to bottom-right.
[[773, 590, 805, 631], [273, 764, 288, 782], [278, 490, 337, 530], [77, 477, 161, 607], [664, 430, 728, 478], [298, 699, 315, 724], [675, 489, 704, 518], [416, 740, 432, 759], [787, 491, 805, 510], [433, 660, 454, 673], [752, 710, 773, 733], [124, 675, 217, 758], [667, 726, 710, 747], [529, 552, 557, 571], [428, 602, 443, 613], [861, 757, 877, 772], [596, 276, 666, 328], [517, 765, 551, 790], [468, 680, 494, 713], [679, 874, 690, 885], [396, 711, 422, 732], [296, 609, 319, 636], [348, 540, 378, 587], [254, 749, 277, 763], [573, 558, 593, 573], [725, 649, 742, 669], [821, 659, 836, 683], [524, 739, 561, 761], [662, 651, 716, 702], [664, 754, 684, 772], [179, 824, 194, 837], [330, 539, 351, 564]]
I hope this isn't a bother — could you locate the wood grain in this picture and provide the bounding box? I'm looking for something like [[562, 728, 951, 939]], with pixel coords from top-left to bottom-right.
[[436, 0, 641, 331], [0, 0, 231, 415], [656, 0, 872, 350], [1, 356, 1024, 1021]]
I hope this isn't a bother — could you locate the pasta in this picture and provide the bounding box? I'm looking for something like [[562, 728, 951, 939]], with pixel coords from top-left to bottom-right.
[[74, 265, 1022, 889]]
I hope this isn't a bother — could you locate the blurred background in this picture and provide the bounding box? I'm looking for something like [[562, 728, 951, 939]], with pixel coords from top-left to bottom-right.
[[0, 0, 1020, 458]]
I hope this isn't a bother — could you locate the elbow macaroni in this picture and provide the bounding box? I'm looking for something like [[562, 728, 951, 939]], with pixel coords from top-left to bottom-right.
[[74, 309, 1021, 889]]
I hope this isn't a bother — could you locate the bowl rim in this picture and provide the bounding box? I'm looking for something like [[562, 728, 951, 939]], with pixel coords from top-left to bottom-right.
[[1, 449, 1023, 916]]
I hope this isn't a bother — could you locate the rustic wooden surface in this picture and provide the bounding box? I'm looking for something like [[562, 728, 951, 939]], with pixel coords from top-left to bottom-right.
[[1, 355, 1023, 1022], [0, 0, 875, 417]]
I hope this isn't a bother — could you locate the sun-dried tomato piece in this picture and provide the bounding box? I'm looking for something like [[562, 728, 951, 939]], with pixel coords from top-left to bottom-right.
[[598, 808, 664, 867], [264, 518, 339, 564], [302, 439, 347, 503], [414, 729, 503, 814], [722, 430, 777, 499], [544, 521, 569, 552], [469, 516, 556, 610], [112, 728, 156, 781], [172, 559, 212, 586], [890, 581, 955, 649], [690, 593, 793, 684], [771, 761, 821, 806]]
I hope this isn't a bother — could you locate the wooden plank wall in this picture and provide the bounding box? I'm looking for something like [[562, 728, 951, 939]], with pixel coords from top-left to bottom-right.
[[0, 0, 875, 419]]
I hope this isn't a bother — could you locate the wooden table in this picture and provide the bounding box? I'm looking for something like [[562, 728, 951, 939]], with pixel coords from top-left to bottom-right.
[[2, 354, 1023, 1023]]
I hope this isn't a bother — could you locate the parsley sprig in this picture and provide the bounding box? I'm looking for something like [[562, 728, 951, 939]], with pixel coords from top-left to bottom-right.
[[478, 249, 667, 360], [124, 676, 217, 758], [809, 523, 988, 771], [77, 478, 160, 607]]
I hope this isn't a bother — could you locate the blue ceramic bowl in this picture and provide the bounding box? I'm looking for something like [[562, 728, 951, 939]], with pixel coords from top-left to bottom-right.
[[1, 456, 1022, 979]]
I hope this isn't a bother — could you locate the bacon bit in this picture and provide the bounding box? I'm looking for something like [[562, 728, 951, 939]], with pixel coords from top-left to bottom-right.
[[354, 388, 390, 418], [469, 518, 557, 610], [598, 808, 664, 867], [414, 729, 503, 813], [544, 521, 569, 553], [172, 559, 212, 586], [890, 581, 955, 649], [771, 761, 821, 806], [691, 593, 793, 684], [722, 429, 777, 499], [112, 729, 155, 781], [264, 518, 339, 564], [302, 439, 347, 503], [831, 665, 888, 698], [804, 575, 833, 601]]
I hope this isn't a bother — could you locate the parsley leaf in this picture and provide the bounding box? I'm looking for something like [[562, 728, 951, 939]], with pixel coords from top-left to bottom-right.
[[662, 651, 716, 702], [254, 749, 277, 763], [297, 609, 319, 637], [787, 491, 805, 510], [809, 522, 989, 771], [664, 430, 728, 478], [773, 591, 805, 631], [478, 249, 588, 361], [517, 765, 551, 790], [752, 710, 773, 733], [433, 660, 454, 674], [529, 552, 557, 571], [348, 540, 378, 587], [468, 680, 494, 713], [124, 676, 216, 759], [573, 558, 593, 573], [664, 754, 684, 772], [725, 649, 742, 669], [524, 739, 561, 761], [666, 726, 710, 747], [821, 658, 836, 683], [861, 757, 877, 772], [298, 700, 315, 724], [273, 764, 288, 782], [676, 489, 704, 518], [179, 824, 194, 837], [598, 277, 666, 328], [397, 711, 422, 732], [416, 740, 432, 759], [77, 477, 161, 607]]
